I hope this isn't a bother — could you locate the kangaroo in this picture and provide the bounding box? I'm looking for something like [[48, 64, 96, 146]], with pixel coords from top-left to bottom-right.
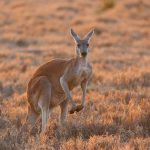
[[26, 28, 94, 131]]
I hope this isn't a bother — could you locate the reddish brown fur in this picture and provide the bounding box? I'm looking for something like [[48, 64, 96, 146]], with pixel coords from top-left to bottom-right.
[[27, 57, 92, 119], [27, 58, 91, 112]]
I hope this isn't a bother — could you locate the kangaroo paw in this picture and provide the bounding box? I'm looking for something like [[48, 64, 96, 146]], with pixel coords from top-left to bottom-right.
[[69, 107, 77, 114], [76, 105, 84, 112], [69, 105, 84, 114]]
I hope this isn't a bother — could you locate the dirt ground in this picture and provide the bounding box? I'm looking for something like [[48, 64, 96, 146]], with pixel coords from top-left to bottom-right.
[[0, 0, 150, 149]]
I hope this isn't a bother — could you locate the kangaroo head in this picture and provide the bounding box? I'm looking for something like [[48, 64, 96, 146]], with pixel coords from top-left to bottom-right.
[[70, 28, 94, 58]]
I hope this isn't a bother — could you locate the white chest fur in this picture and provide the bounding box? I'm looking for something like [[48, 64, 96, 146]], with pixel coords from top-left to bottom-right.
[[66, 58, 92, 90]]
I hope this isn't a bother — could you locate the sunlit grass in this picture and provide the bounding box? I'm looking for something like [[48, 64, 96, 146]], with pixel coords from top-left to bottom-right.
[[0, 0, 150, 149]]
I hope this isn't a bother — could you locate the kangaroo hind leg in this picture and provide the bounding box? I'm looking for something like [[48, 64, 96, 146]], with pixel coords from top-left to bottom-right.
[[60, 100, 68, 125], [37, 76, 52, 132], [22, 105, 39, 133]]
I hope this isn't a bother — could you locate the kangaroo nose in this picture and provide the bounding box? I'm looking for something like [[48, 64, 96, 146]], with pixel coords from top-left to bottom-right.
[[81, 52, 87, 57]]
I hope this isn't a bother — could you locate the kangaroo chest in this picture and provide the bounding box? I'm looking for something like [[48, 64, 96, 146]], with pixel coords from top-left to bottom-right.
[[68, 64, 91, 90]]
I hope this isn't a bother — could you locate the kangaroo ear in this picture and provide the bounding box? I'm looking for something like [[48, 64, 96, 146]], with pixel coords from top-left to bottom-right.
[[84, 29, 94, 42], [70, 28, 80, 43]]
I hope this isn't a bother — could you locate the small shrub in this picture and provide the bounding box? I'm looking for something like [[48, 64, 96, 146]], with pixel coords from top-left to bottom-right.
[[101, 0, 116, 11], [139, 111, 150, 136]]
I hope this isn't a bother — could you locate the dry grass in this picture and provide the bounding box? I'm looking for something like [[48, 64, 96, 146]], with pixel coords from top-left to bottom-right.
[[0, 0, 150, 149], [100, 0, 116, 12]]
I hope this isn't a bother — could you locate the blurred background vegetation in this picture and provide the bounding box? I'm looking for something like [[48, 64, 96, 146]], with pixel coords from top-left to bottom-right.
[[0, 0, 150, 149]]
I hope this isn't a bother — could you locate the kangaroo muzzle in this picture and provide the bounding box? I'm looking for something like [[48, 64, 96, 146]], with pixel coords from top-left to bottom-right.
[[81, 52, 87, 57]]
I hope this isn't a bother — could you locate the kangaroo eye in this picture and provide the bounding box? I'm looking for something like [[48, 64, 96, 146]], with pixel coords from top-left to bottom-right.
[[86, 44, 89, 47], [77, 44, 80, 47]]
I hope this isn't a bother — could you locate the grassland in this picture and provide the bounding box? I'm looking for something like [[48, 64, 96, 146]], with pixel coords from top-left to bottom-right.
[[0, 0, 150, 149]]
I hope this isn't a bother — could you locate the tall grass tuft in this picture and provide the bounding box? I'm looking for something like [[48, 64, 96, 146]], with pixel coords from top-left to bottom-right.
[[101, 0, 116, 11]]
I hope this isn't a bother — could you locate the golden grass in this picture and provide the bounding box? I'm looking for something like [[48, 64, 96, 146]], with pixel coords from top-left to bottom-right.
[[0, 0, 150, 149], [100, 0, 116, 12]]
